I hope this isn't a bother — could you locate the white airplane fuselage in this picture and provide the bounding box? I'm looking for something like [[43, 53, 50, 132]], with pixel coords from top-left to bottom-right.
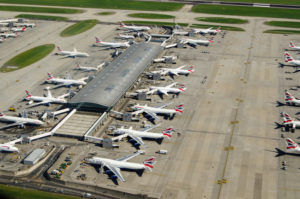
[[76, 66, 98, 72], [98, 41, 130, 48], [161, 68, 192, 75], [135, 105, 179, 115], [185, 38, 210, 45], [88, 157, 148, 170], [0, 33, 17, 38], [57, 50, 89, 57], [121, 24, 150, 32], [118, 34, 135, 39], [47, 78, 87, 86], [0, 144, 18, 152], [150, 87, 184, 94], [115, 128, 166, 139], [0, 115, 43, 126], [25, 95, 66, 104]]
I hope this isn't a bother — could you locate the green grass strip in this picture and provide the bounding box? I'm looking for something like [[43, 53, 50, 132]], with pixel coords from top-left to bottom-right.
[[98, 11, 115, 15], [264, 21, 300, 29], [16, 14, 68, 21], [0, 0, 183, 11], [0, 184, 81, 199], [264, 29, 300, 34], [195, 17, 248, 24], [61, 19, 98, 37], [0, 5, 81, 14], [128, 13, 174, 19], [210, 0, 300, 6], [122, 20, 188, 27], [1, 44, 55, 72], [191, 24, 244, 31], [192, 5, 300, 20]]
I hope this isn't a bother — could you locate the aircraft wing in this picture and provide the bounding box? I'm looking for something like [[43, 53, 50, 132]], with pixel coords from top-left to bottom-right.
[[177, 65, 186, 70], [158, 89, 169, 96], [27, 101, 51, 108], [155, 102, 172, 109], [144, 109, 160, 122], [187, 42, 197, 48], [143, 123, 161, 132], [117, 151, 141, 162], [104, 163, 125, 182], [167, 82, 177, 88], [0, 122, 26, 130], [128, 135, 145, 148], [111, 133, 128, 142]]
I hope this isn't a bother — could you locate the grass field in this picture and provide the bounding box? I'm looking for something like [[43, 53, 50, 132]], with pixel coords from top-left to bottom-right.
[[0, 184, 81, 199], [192, 5, 300, 20], [264, 29, 300, 34], [264, 21, 300, 29], [16, 14, 68, 21], [1, 44, 55, 72], [60, 19, 98, 37], [195, 17, 248, 24], [0, 0, 183, 11], [98, 11, 115, 15], [0, 5, 81, 14], [128, 13, 174, 19], [122, 20, 188, 27], [191, 24, 244, 31], [213, 0, 300, 5]]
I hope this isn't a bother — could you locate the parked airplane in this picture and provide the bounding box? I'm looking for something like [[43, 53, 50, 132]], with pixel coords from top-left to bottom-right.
[[0, 32, 17, 38], [0, 18, 19, 23], [0, 111, 44, 130], [285, 138, 300, 153], [284, 52, 300, 66], [56, 47, 89, 58], [11, 27, 26, 32], [180, 37, 213, 47], [285, 90, 300, 106], [154, 65, 194, 77], [120, 22, 151, 32], [146, 82, 186, 96], [24, 88, 68, 107], [131, 103, 183, 121], [0, 143, 18, 152], [75, 63, 104, 72], [117, 33, 135, 40], [45, 73, 88, 88], [87, 151, 155, 182], [281, 112, 300, 129], [94, 37, 130, 49], [113, 126, 174, 148], [172, 29, 189, 36], [192, 27, 221, 35], [289, 42, 300, 50]]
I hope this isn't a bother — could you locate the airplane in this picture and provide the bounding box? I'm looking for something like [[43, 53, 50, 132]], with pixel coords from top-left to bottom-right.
[[120, 22, 151, 32], [75, 63, 103, 72], [289, 42, 300, 50], [131, 103, 183, 121], [146, 82, 186, 96], [192, 27, 221, 35], [281, 112, 300, 131], [24, 88, 68, 107], [180, 37, 213, 47], [0, 143, 18, 152], [0, 111, 44, 130], [56, 47, 89, 58], [153, 65, 194, 77], [0, 32, 17, 38], [0, 18, 19, 23], [112, 126, 174, 148], [285, 138, 300, 153], [87, 151, 155, 182], [11, 27, 26, 33], [94, 37, 130, 49], [45, 73, 88, 89], [284, 52, 300, 66], [284, 90, 300, 106], [117, 33, 135, 40]]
